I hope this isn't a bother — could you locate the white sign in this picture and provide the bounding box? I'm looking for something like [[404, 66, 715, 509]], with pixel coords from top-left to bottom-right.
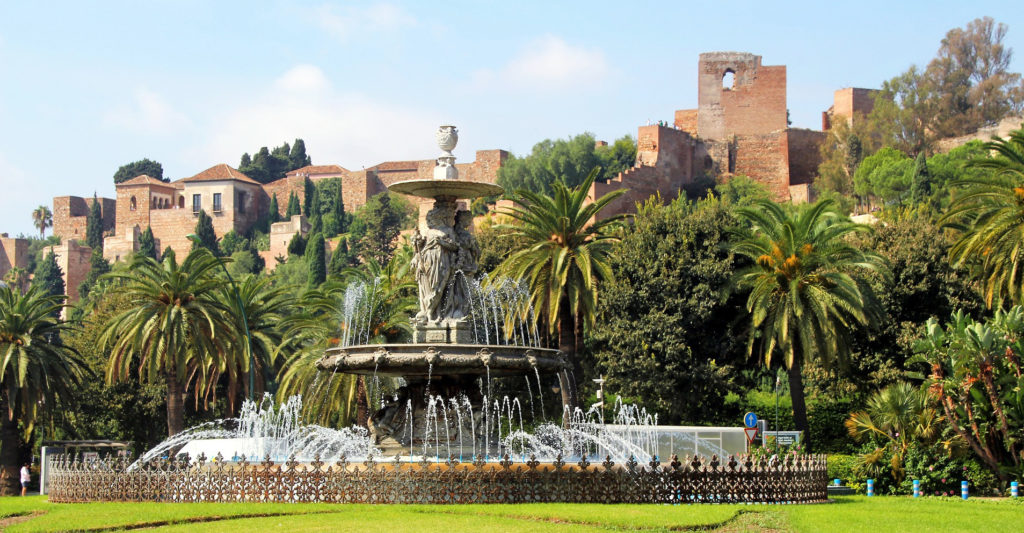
[[762, 431, 802, 446]]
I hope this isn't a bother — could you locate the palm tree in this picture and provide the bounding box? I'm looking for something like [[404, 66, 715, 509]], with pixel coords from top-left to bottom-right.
[[277, 249, 415, 426], [731, 199, 887, 448], [0, 285, 87, 495], [942, 129, 1024, 307], [495, 168, 626, 411], [31, 205, 52, 239], [845, 381, 939, 485], [218, 274, 293, 413], [99, 249, 235, 436]]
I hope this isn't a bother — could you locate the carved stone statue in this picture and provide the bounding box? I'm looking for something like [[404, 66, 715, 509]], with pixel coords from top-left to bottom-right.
[[411, 203, 459, 323], [445, 210, 480, 320]]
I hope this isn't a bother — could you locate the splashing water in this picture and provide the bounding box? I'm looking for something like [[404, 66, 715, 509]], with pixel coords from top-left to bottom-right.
[[134, 395, 379, 467]]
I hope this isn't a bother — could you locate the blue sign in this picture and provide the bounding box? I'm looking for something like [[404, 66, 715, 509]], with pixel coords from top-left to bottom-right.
[[743, 412, 758, 428]]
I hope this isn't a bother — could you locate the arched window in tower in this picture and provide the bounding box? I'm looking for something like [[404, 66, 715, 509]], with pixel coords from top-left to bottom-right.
[[130, 196, 137, 211], [722, 69, 735, 90]]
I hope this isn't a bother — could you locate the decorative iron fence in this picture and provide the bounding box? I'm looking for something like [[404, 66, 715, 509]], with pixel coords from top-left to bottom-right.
[[47, 453, 828, 504]]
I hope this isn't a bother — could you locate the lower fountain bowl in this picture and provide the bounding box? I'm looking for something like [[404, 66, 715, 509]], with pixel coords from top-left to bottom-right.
[[316, 344, 566, 378]]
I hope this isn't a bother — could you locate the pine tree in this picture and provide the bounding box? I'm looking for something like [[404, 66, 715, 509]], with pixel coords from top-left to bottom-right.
[[287, 233, 306, 257], [911, 152, 932, 204], [286, 191, 301, 218], [240, 153, 252, 168], [78, 249, 111, 300], [328, 237, 351, 278], [305, 233, 326, 287], [137, 226, 157, 260], [191, 210, 220, 256], [32, 251, 65, 300], [303, 178, 315, 216], [269, 193, 281, 224], [86, 193, 104, 251], [289, 139, 312, 169]]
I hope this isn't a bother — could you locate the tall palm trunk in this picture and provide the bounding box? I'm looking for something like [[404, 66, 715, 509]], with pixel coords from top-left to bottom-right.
[[787, 360, 810, 451], [166, 370, 184, 436], [0, 397, 20, 496], [558, 301, 578, 419]]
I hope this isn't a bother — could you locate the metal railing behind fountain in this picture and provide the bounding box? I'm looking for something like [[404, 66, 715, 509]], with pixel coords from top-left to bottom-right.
[[47, 452, 829, 504]]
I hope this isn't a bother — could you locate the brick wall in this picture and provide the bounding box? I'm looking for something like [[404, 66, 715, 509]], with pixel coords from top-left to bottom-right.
[[786, 128, 826, 185], [674, 109, 698, 136], [47, 240, 91, 305], [104, 226, 139, 263], [697, 52, 787, 141], [0, 235, 29, 280], [52, 196, 115, 241], [732, 132, 791, 201], [261, 176, 307, 219]]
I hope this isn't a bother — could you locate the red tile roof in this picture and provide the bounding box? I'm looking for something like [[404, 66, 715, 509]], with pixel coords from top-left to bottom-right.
[[118, 174, 174, 187], [285, 164, 348, 177], [366, 160, 428, 172], [179, 164, 260, 185]]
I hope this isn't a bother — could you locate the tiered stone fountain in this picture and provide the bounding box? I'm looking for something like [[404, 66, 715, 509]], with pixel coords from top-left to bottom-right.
[[316, 126, 567, 456]]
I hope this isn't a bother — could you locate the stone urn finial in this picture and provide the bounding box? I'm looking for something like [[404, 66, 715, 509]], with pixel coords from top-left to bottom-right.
[[434, 125, 459, 180], [436, 125, 458, 156]]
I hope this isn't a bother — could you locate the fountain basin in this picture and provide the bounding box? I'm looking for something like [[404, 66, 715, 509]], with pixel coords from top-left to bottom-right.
[[317, 344, 566, 377], [387, 179, 503, 200]]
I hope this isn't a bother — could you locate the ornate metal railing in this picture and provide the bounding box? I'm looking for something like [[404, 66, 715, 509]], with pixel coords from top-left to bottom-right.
[[47, 453, 828, 504]]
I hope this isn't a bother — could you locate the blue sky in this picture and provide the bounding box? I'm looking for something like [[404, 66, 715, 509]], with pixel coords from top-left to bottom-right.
[[0, 1, 1021, 236]]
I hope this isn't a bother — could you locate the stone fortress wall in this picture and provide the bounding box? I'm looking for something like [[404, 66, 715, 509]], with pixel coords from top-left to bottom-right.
[[589, 52, 878, 218], [23, 49, 1005, 301]]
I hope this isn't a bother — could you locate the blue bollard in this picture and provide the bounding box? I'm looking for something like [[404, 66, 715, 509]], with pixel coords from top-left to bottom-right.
[[961, 480, 969, 500], [834, 478, 841, 486], [1011, 481, 1018, 498], [913, 480, 920, 498], [867, 479, 874, 497]]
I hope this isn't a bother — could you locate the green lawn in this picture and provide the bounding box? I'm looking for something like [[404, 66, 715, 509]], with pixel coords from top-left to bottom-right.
[[1, 495, 1022, 532]]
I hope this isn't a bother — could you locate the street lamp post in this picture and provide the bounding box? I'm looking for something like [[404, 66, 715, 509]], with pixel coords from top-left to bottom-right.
[[187, 234, 254, 402]]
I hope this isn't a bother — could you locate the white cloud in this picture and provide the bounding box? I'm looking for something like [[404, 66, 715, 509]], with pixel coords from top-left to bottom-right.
[[312, 2, 417, 41], [274, 64, 330, 94], [471, 36, 609, 92], [198, 64, 442, 169], [103, 88, 191, 135]]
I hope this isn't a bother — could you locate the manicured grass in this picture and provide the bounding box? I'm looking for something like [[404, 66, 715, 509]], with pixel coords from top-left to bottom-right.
[[784, 495, 1024, 533], [2, 495, 1023, 532]]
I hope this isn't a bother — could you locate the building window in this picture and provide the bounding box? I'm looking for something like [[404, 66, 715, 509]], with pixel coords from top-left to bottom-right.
[[178, 196, 184, 209], [130, 196, 137, 211], [237, 191, 246, 214], [192, 194, 201, 214], [213, 193, 223, 213]]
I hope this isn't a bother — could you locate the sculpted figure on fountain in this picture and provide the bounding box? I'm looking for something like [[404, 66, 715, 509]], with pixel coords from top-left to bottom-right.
[[411, 202, 459, 323], [445, 209, 480, 320]]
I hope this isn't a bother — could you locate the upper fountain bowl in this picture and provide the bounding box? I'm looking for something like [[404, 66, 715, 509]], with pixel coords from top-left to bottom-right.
[[388, 179, 503, 200]]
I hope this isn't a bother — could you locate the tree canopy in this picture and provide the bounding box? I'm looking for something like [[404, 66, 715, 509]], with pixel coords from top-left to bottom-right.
[[496, 133, 636, 195], [113, 159, 165, 184]]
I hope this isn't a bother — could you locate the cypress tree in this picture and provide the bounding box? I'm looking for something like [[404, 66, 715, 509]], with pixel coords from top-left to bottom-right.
[[191, 209, 220, 256], [86, 193, 104, 251], [334, 184, 347, 233], [137, 226, 157, 260], [306, 233, 326, 287], [162, 246, 176, 265], [287, 232, 306, 257], [303, 177, 315, 216], [33, 251, 65, 300], [286, 191, 301, 218], [269, 193, 281, 223], [328, 237, 350, 278]]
